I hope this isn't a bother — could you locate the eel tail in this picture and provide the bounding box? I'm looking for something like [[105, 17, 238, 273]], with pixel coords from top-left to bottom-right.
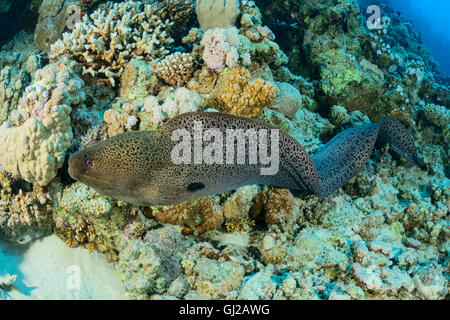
[[311, 117, 423, 198]]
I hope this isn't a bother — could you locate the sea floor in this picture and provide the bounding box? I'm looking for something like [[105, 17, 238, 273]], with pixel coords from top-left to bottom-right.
[[0, 235, 127, 300]]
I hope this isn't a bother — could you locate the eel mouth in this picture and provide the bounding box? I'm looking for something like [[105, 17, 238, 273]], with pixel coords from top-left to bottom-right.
[[68, 151, 124, 198], [68, 151, 87, 182]]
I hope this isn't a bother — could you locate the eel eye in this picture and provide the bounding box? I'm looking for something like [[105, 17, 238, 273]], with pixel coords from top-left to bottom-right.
[[85, 160, 93, 168]]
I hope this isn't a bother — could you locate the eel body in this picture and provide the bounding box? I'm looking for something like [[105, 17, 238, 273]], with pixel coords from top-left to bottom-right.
[[68, 112, 422, 206]]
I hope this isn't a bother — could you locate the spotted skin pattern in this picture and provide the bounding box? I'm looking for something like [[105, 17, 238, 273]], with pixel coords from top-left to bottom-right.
[[68, 112, 423, 206]]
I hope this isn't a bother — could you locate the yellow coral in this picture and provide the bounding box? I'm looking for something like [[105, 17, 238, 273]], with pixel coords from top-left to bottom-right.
[[187, 66, 218, 94], [0, 171, 12, 203], [210, 67, 276, 118]]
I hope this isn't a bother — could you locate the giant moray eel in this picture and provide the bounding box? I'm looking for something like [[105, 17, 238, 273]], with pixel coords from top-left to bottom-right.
[[68, 112, 423, 206]]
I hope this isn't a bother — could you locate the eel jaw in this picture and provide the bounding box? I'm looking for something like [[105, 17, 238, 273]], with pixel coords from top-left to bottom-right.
[[68, 151, 83, 181]]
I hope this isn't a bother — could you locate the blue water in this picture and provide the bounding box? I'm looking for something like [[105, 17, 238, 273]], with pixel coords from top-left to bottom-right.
[[389, 0, 450, 77]]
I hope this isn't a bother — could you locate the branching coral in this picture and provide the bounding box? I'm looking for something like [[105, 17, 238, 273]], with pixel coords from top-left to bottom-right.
[[208, 67, 276, 118], [152, 52, 195, 86], [50, 1, 178, 86]]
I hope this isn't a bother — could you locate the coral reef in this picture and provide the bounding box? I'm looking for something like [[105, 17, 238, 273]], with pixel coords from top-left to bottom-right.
[[0, 59, 84, 186], [0, 32, 43, 122], [257, 0, 450, 121], [49, 1, 181, 86], [0, 0, 448, 301], [34, 0, 76, 51]]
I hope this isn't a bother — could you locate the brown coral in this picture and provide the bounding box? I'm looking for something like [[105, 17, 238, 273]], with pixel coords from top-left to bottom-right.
[[151, 197, 223, 234], [225, 218, 255, 233], [209, 67, 276, 118], [152, 52, 195, 87], [103, 108, 128, 137], [252, 187, 295, 226], [187, 66, 218, 94]]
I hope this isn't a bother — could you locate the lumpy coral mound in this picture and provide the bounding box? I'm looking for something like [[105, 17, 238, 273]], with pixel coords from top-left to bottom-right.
[[208, 67, 277, 118], [49, 0, 194, 86]]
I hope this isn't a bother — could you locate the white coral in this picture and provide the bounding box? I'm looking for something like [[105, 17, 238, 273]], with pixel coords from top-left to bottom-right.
[[0, 105, 73, 186], [201, 27, 240, 72], [142, 88, 203, 128], [196, 0, 240, 30], [0, 60, 85, 186]]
